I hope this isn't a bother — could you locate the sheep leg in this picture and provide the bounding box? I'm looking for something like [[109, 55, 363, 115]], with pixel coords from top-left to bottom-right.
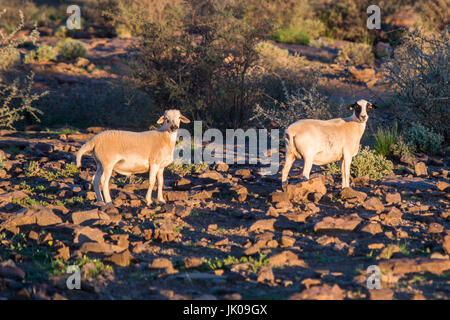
[[340, 159, 346, 188], [302, 157, 313, 180], [93, 164, 104, 202], [281, 151, 296, 191], [341, 155, 352, 188], [146, 165, 159, 205], [156, 167, 166, 204], [100, 164, 114, 204]]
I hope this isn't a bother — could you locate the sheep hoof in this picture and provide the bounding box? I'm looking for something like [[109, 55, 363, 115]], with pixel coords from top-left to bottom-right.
[[146, 199, 153, 206], [300, 176, 309, 182], [157, 199, 166, 204], [282, 181, 288, 192]]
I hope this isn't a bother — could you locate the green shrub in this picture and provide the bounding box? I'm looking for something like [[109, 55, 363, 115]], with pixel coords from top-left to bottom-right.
[[374, 124, 400, 157], [389, 139, 413, 159], [57, 38, 87, 60], [336, 42, 375, 66], [54, 25, 67, 38], [24, 45, 58, 63], [272, 25, 311, 45], [405, 124, 444, 155], [326, 147, 394, 180]]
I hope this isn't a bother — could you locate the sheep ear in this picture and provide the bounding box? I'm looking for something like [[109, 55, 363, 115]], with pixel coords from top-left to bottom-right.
[[348, 104, 355, 110], [157, 116, 166, 124], [368, 104, 377, 109], [180, 115, 190, 123]]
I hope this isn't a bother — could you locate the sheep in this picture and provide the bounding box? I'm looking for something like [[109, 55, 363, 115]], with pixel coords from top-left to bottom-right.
[[281, 99, 376, 190], [76, 110, 190, 205]]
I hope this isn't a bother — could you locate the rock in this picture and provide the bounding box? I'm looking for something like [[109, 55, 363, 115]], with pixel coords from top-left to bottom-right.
[[0, 260, 26, 281], [309, 192, 324, 203], [190, 190, 213, 200], [71, 208, 111, 225], [414, 162, 427, 176], [105, 250, 131, 267], [269, 191, 289, 203], [164, 191, 188, 202], [110, 234, 129, 249], [1, 207, 62, 233], [55, 246, 70, 261], [427, 223, 444, 234], [361, 222, 383, 235], [235, 169, 251, 177], [436, 181, 449, 192], [369, 288, 394, 300], [230, 185, 248, 202], [74, 226, 105, 244], [281, 236, 296, 247], [363, 197, 385, 213], [148, 258, 173, 269], [379, 258, 450, 278], [153, 222, 178, 243], [256, 266, 274, 283], [314, 215, 362, 234], [248, 219, 275, 233], [198, 171, 223, 182], [383, 207, 403, 226], [287, 177, 326, 202], [173, 178, 191, 190], [385, 192, 401, 204], [214, 162, 229, 172], [290, 284, 345, 300], [79, 242, 123, 255], [268, 251, 308, 268], [368, 243, 385, 250], [400, 154, 416, 167], [340, 188, 367, 202], [184, 257, 204, 269], [0, 190, 28, 205], [443, 235, 450, 254]]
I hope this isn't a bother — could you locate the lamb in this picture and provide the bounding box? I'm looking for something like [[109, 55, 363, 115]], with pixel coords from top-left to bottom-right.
[[76, 110, 190, 205], [281, 99, 376, 190]]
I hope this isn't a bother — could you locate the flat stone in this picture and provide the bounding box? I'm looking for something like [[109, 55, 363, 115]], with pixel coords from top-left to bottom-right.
[[414, 162, 428, 176], [385, 192, 401, 204], [71, 208, 111, 225], [268, 251, 308, 268], [363, 197, 385, 213], [314, 215, 362, 234], [340, 188, 367, 201]]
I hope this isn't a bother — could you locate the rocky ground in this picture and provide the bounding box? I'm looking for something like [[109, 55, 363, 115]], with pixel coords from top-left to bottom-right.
[[0, 128, 449, 300]]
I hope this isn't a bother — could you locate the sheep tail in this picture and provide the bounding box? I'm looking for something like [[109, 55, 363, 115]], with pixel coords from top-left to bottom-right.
[[285, 131, 302, 159], [76, 137, 96, 168]]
